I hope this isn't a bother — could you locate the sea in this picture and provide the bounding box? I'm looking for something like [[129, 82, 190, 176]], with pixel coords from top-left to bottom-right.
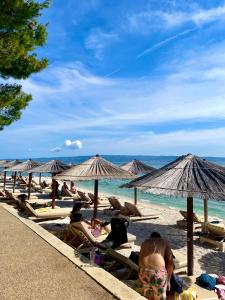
[[2, 155, 225, 219]]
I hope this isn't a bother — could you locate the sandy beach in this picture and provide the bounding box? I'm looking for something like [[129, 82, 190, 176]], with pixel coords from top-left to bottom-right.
[[29, 176, 225, 277]]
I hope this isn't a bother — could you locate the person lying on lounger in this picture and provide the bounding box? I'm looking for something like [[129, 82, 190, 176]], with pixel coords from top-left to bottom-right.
[[138, 232, 174, 300], [70, 202, 110, 233]]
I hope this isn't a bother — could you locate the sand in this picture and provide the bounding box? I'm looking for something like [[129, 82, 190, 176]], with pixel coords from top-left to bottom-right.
[[27, 176, 225, 277]]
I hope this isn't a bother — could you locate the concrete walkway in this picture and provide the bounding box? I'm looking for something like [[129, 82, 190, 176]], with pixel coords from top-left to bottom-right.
[[0, 206, 116, 300]]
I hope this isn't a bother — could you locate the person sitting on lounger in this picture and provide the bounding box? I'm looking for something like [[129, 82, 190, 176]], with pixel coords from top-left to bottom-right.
[[70, 182, 77, 194], [43, 180, 49, 188], [70, 202, 110, 233], [61, 181, 69, 196], [138, 232, 174, 300]]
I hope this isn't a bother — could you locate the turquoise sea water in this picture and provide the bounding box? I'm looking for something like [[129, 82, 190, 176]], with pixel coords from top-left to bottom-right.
[[2, 155, 225, 219]]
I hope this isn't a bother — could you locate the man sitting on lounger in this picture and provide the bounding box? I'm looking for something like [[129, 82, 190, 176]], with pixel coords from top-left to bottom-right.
[[61, 181, 69, 196], [139, 232, 174, 300]]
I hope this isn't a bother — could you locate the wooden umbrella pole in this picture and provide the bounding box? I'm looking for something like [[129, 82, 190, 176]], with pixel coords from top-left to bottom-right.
[[92, 179, 98, 226], [52, 174, 56, 209], [204, 197, 208, 223], [3, 170, 6, 191], [28, 173, 32, 200], [187, 196, 194, 276], [39, 173, 41, 184], [13, 171, 17, 193], [203, 197, 208, 233], [134, 187, 137, 205]]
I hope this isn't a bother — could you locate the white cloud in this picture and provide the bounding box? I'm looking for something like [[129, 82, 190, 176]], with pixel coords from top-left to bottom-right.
[[127, 4, 225, 33], [50, 139, 82, 153], [64, 139, 82, 149], [50, 147, 62, 153], [85, 29, 118, 59]]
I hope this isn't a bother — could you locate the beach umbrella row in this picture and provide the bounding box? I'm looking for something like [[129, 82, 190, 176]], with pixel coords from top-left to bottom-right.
[[55, 154, 134, 223], [2, 160, 21, 190], [7, 159, 41, 194], [122, 153, 225, 276], [29, 160, 70, 207]]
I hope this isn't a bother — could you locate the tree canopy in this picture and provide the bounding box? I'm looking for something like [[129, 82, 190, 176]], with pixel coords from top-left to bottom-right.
[[0, 0, 50, 130]]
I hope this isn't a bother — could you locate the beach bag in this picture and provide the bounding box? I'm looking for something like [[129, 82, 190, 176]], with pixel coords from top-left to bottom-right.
[[102, 217, 129, 249], [174, 288, 197, 300], [196, 273, 216, 290], [129, 251, 139, 265]]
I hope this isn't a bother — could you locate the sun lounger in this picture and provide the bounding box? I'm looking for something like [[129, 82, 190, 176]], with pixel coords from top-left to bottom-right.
[[172, 250, 187, 273], [118, 202, 160, 222], [77, 191, 92, 203], [104, 197, 130, 216], [64, 221, 136, 250], [177, 210, 222, 231], [4, 190, 21, 205], [0, 190, 6, 197], [108, 197, 124, 210], [199, 222, 225, 251], [21, 201, 71, 221], [87, 192, 110, 207], [100, 248, 139, 280]]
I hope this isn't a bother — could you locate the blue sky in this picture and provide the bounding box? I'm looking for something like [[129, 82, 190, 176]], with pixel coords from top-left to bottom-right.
[[2, 0, 225, 158]]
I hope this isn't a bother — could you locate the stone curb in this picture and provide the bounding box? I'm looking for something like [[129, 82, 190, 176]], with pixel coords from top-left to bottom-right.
[[1, 203, 145, 300]]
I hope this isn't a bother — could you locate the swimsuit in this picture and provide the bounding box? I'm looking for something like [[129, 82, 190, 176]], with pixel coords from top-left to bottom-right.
[[139, 267, 168, 300]]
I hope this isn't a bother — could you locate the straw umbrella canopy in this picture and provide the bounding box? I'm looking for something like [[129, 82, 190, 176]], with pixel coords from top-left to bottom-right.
[[0, 160, 9, 166], [2, 160, 21, 190], [121, 159, 156, 174], [54, 154, 134, 223], [29, 160, 70, 207], [121, 159, 156, 204], [122, 153, 225, 275], [7, 159, 41, 193]]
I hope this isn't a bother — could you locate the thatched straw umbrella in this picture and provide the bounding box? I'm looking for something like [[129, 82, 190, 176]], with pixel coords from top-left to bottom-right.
[[55, 154, 134, 223], [29, 160, 70, 208], [0, 160, 9, 180], [121, 159, 155, 204], [7, 159, 41, 194], [2, 160, 21, 190], [123, 153, 225, 275], [0, 160, 9, 166]]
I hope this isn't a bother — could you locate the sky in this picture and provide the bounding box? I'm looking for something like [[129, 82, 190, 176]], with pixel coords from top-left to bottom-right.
[[2, 0, 225, 158]]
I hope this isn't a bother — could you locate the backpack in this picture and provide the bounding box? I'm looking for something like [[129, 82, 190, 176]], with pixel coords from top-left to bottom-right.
[[103, 217, 129, 249]]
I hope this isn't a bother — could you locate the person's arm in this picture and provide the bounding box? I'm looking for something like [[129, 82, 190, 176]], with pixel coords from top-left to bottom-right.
[[164, 243, 174, 290]]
